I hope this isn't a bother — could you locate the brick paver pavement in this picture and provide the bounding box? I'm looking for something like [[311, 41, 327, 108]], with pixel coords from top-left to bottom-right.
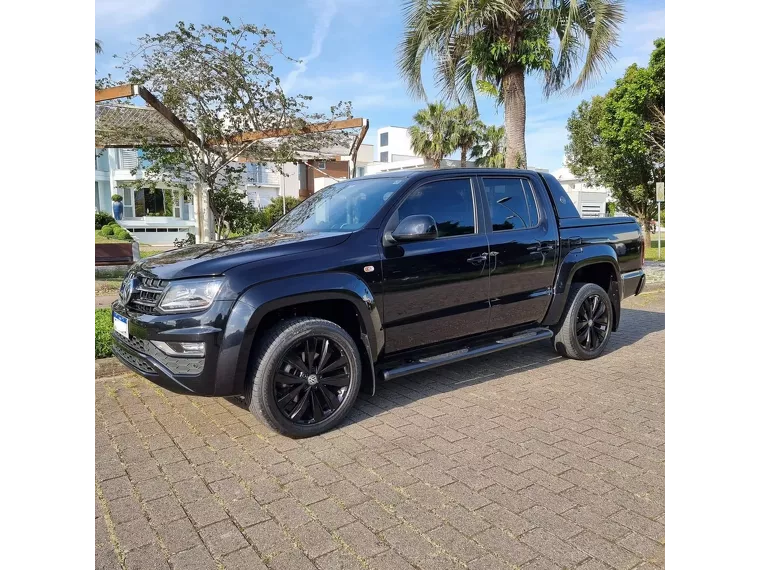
[[96, 289, 665, 570]]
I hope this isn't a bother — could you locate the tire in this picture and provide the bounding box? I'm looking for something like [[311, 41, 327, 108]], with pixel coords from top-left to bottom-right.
[[553, 283, 613, 360], [244, 317, 362, 437]]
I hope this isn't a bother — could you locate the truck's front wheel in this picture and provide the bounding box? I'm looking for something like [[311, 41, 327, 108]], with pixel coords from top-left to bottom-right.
[[553, 283, 613, 360], [245, 317, 362, 437]]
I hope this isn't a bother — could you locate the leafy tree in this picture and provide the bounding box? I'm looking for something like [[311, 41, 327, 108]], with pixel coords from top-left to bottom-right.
[[449, 105, 483, 167], [398, 0, 624, 168], [566, 38, 665, 246], [95, 39, 102, 54], [409, 102, 454, 168], [471, 125, 507, 168], [108, 19, 353, 240]]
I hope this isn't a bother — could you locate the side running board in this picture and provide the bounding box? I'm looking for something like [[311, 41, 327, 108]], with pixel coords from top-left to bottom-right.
[[381, 328, 554, 382]]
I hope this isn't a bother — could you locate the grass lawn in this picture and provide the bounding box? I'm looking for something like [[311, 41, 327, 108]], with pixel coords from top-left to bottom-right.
[[95, 309, 113, 358], [95, 231, 131, 244], [645, 239, 665, 262], [95, 280, 122, 295], [140, 249, 164, 258]]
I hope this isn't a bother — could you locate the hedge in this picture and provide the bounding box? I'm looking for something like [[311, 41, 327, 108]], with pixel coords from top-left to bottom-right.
[[95, 309, 113, 359]]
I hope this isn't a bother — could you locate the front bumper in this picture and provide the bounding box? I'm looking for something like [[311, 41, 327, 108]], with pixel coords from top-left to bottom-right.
[[110, 299, 234, 396], [622, 269, 646, 299]]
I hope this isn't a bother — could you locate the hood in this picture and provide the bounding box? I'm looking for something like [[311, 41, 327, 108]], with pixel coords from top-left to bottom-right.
[[133, 231, 351, 279]]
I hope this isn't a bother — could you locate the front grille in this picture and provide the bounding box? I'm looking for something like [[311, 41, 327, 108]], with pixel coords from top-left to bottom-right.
[[127, 275, 168, 314], [113, 344, 157, 374], [113, 334, 205, 376]]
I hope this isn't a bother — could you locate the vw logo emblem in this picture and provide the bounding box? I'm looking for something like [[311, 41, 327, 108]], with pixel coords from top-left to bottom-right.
[[120, 277, 138, 304]]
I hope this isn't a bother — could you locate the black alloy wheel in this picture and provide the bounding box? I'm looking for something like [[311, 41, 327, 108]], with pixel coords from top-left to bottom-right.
[[575, 294, 610, 351], [273, 336, 353, 425]]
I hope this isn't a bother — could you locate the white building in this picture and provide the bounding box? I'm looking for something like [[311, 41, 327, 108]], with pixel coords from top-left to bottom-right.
[[366, 126, 548, 175], [95, 144, 375, 245], [551, 166, 611, 218]]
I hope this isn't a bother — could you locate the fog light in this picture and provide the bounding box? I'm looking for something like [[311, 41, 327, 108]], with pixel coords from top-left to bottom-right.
[[152, 341, 205, 357]]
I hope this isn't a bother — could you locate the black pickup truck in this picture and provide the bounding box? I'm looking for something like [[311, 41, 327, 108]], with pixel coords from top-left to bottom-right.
[[112, 169, 645, 436]]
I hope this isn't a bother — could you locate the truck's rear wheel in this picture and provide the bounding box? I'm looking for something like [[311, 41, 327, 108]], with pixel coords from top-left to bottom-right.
[[553, 283, 612, 360], [245, 317, 362, 437]]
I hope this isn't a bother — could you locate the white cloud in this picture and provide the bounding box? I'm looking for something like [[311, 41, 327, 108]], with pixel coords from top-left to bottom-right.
[[282, 0, 339, 93], [95, 0, 166, 26]]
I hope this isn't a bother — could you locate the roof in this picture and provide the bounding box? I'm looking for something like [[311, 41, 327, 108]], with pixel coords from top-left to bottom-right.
[[361, 167, 551, 181], [95, 104, 185, 148]]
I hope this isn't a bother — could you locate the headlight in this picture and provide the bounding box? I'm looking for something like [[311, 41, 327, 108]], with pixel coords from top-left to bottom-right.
[[158, 278, 223, 313]]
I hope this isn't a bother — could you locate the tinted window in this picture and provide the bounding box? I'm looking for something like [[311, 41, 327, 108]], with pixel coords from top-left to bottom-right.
[[398, 179, 475, 238], [482, 178, 538, 231], [271, 177, 405, 233], [380, 151, 388, 162], [380, 132, 388, 146]]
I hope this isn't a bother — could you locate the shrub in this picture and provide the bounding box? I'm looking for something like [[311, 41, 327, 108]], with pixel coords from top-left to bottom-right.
[[100, 225, 114, 236], [111, 194, 123, 202], [115, 230, 130, 240], [265, 196, 301, 224], [95, 309, 113, 359], [96, 211, 115, 229]]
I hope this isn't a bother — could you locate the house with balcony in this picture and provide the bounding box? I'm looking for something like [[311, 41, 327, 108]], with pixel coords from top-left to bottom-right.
[[95, 144, 375, 245]]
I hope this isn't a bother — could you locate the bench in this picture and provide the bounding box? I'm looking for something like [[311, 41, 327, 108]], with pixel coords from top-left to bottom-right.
[[95, 243, 138, 266]]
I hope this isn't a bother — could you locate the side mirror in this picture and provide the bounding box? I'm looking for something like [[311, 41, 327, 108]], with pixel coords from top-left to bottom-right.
[[390, 214, 438, 243]]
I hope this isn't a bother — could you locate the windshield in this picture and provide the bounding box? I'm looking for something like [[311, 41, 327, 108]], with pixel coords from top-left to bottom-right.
[[271, 177, 405, 233]]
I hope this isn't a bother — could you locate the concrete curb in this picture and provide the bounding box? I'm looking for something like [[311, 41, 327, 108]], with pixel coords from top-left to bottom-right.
[[95, 357, 130, 380]]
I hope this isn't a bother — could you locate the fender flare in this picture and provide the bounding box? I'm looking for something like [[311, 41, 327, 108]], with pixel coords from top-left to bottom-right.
[[543, 244, 622, 331], [213, 272, 383, 396]]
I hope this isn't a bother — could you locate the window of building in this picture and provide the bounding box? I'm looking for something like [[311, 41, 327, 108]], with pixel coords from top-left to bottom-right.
[[317, 161, 326, 170], [380, 151, 388, 162], [356, 166, 366, 177], [380, 132, 388, 147], [397, 178, 475, 238], [482, 177, 538, 231]]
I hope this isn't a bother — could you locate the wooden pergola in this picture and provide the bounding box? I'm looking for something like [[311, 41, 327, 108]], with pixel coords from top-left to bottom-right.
[[95, 84, 369, 241]]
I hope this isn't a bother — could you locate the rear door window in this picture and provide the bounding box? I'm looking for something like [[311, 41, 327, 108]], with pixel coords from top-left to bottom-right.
[[482, 178, 539, 231]]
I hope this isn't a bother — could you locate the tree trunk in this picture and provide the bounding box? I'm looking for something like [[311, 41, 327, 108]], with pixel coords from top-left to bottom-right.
[[434, 158, 441, 168], [503, 67, 527, 169], [638, 215, 652, 249], [460, 147, 468, 168]]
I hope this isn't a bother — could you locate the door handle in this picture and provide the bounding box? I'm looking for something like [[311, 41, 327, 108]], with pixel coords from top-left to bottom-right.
[[529, 240, 556, 254], [466, 252, 488, 265]]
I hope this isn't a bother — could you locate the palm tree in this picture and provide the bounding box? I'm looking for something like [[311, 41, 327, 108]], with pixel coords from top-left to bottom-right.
[[449, 105, 483, 167], [95, 39, 103, 54], [398, 0, 624, 168], [471, 125, 507, 168], [409, 102, 454, 168]]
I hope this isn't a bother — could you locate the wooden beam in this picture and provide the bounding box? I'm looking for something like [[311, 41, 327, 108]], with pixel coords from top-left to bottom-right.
[[210, 118, 365, 146], [138, 86, 202, 148], [349, 119, 370, 178], [95, 84, 139, 102]]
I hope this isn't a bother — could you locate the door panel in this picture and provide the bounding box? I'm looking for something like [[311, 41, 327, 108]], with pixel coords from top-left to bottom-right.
[[480, 176, 558, 331], [381, 177, 490, 354]]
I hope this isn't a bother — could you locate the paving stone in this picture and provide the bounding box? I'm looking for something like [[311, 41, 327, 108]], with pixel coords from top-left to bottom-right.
[[173, 477, 211, 504], [243, 519, 293, 556], [221, 546, 268, 570], [145, 495, 186, 526], [124, 543, 169, 570], [97, 292, 665, 570], [199, 519, 249, 557], [570, 530, 640, 570], [309, 498, 356, 530], [168, 544, 216, 570], [114, 517, 156, 552], [292, 520, 339, 558], [156, 517, 202, 555], [472, 528, 536, 566], [337, 521, 388, 558], [315, 548, 366, 570], [184, 496, 228, 528], [349, 500, 399, 532]]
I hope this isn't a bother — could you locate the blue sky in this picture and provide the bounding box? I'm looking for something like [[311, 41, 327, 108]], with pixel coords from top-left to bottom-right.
[[96, 0, 664, 171]]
